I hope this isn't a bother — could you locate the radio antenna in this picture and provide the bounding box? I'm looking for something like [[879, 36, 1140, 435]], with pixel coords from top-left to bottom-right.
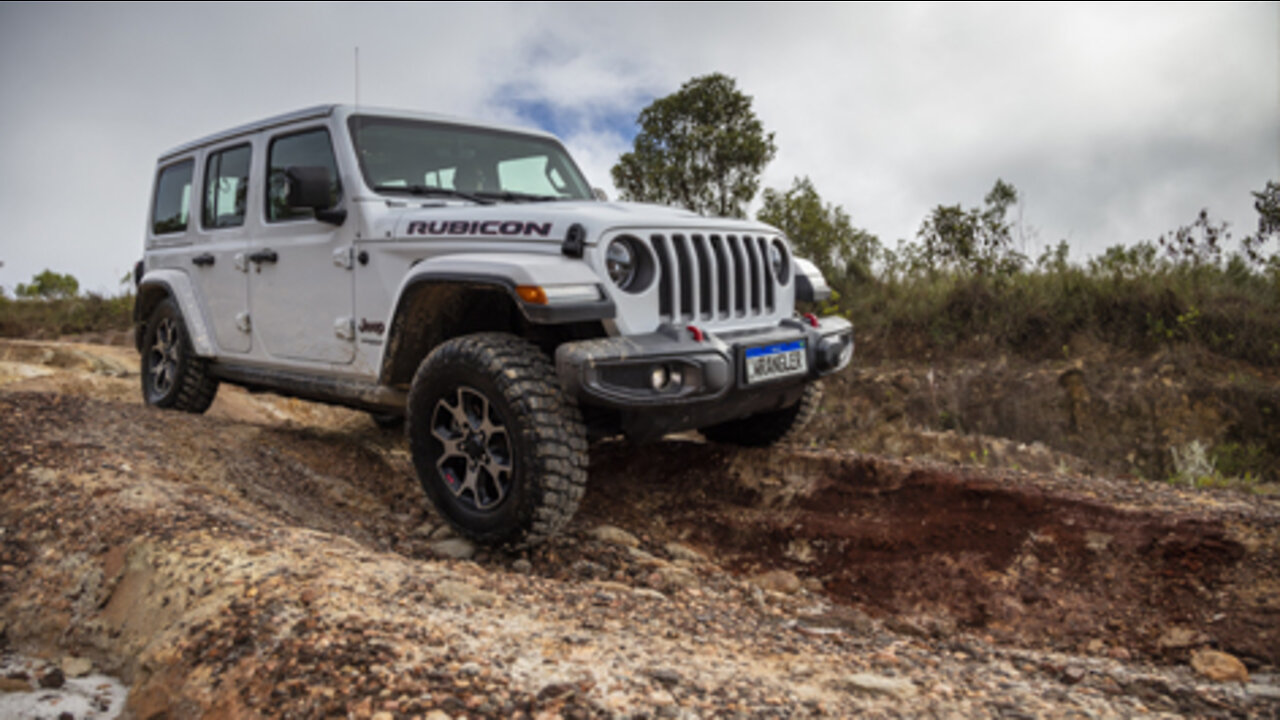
[[354, 46, 360, 108]]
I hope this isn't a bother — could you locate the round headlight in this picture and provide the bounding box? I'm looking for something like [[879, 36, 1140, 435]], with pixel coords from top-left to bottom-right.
[[606, 239, 637, 289], [769, 240, 789, 283]]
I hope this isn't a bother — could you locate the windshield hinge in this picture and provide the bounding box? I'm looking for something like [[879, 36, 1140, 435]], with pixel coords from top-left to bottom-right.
[[332, 246, 354, 270]]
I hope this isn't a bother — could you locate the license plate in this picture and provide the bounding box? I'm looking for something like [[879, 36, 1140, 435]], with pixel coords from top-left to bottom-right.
[[744, 340, 807, 384]]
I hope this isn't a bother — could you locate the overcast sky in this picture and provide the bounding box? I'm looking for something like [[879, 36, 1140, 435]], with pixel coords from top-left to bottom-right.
[[1, 2, 1276, 294]]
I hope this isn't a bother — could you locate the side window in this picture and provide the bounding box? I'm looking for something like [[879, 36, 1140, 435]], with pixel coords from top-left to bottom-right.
[[202, 144, 251, 229], [152, 160, 194, 235], [267, 128, 341, 222]]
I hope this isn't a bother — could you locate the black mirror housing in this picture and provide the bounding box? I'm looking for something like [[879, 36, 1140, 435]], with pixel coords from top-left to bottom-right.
[[286, 166, 346, 225], [286, 166, 333, 209]]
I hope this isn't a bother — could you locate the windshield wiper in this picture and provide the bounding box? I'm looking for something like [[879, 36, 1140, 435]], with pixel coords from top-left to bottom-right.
[[372, 185, 494, 205], [473, 190, 564, 203]]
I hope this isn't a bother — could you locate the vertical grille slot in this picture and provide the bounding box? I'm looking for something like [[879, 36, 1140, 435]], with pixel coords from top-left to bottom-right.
[[728, 235, 747, 315], [743, 235, 762, 313], [671, 234, 695, 320], [758, 236, 775, 312], [691, 234, 714, 319], [651, 233, 674, 319], [710, 235, 731, 319]]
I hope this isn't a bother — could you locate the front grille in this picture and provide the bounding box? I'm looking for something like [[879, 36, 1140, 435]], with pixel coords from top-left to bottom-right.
[[649, 233, 780, 323]]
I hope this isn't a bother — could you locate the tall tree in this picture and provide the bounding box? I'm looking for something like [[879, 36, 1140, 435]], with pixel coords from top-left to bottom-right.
[[916, 179, 1025, 275], [611, 73, 776, 218], [757, 176, 880, 282]]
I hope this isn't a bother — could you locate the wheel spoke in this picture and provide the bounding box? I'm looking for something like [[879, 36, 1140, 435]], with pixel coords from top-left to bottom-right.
[[461, 388, 487, 428], [457, 463, 481, 499], [478, 458, 509, 507]]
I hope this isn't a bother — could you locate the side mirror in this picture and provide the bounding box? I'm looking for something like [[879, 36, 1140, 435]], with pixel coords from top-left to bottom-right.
[[592, 187, 609, 202], [286, 166, 346, 225]]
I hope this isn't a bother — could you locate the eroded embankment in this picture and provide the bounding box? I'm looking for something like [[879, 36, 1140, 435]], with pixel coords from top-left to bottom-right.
[[584, 442, 1280, 667]]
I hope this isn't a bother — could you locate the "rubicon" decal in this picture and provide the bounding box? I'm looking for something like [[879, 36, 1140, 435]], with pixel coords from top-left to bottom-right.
[[406, 220, 553, 237]]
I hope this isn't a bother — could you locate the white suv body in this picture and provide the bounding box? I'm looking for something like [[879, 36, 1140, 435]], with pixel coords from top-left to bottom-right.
[[135, 105, 852, 545]]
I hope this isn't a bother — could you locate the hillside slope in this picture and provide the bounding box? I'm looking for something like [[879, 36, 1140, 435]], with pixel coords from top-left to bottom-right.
[[1, 339, 1278, 718]]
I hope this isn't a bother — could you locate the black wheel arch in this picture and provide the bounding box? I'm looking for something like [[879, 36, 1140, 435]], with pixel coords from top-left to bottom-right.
[[380, 276, 608, 389]]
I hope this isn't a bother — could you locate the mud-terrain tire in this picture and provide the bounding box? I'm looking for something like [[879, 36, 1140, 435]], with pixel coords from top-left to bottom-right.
[[140, 297, 219, 413], [407, 333, 588, 547], [700, 381, 823, 448]]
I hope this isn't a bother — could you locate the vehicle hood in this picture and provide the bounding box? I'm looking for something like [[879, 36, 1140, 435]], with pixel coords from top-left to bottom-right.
[[383, 200, 780, 244]]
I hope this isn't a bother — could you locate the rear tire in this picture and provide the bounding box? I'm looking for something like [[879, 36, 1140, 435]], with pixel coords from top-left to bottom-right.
[[407, 333, 587, 547], [140, 297, 219, 413], [700, 381, 822, 448]]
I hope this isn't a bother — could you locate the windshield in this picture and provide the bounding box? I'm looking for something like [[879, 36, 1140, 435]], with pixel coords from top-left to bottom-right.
[[348, 115, 593, 201]]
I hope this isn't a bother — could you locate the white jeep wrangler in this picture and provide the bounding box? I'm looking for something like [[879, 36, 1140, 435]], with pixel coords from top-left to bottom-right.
[[135, 105, 853, 546]]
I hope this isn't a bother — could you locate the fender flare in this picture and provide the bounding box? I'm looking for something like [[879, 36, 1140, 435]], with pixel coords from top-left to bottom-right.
[[387, 252, 615, 327], [377, 253, 615, 385], [136, 269, 217, 357]]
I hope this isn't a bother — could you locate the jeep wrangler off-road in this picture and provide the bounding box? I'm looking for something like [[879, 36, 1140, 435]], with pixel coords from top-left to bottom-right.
[[135, 105, 853, 546]]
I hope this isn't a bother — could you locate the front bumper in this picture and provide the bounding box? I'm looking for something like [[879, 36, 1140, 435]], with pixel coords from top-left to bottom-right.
[[556, 315, 853, 439]]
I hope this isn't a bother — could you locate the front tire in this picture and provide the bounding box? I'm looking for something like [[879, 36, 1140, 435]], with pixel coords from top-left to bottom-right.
[[700, 381, 823, 448], [140, 298, 219, 413], [407, 333, 588, 547]]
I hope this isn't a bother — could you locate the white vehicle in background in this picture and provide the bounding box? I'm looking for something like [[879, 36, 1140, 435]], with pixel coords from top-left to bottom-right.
[[134, 105, 853, 546]]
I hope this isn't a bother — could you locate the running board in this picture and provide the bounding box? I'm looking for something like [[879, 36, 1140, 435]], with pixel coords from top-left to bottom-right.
[[211, 363, 406, 414]]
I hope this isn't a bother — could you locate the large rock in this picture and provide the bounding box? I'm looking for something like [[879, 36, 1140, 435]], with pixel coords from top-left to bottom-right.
[[429, 537, 476, 560], [589, 525, 640, 548], [751, 569, 802, 594], [1157, 626, 1205, 650], [61, 656, 93, 678], [837, 673, 918, 699], [1190, 648, 1249, 683], [664, 542, 708, 564], [433, 579, 498, 607]]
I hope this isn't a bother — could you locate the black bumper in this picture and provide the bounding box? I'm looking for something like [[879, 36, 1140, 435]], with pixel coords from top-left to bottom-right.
[[556, 315, 853, 440]]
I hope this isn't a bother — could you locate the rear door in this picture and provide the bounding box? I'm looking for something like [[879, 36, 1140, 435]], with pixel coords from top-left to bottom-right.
[[191, 142, 252, 353], [248, 125, 355, 365]]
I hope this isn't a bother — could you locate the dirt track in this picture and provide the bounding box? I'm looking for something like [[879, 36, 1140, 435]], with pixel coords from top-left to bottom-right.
[[1, 339, 1278, 718]]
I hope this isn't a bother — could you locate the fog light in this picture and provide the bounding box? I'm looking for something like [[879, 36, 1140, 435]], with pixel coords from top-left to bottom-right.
[[650, 365, 669, 391], [649, 364, 684, 392]]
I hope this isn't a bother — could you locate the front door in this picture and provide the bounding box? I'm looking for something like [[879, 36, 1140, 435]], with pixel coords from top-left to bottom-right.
[[248, 126, 355, 365]]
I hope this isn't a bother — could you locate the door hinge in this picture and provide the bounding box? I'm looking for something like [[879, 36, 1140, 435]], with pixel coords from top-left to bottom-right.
[[332, 246, 354, 270], [334, 317, 355, 341], [235, 312, 251, 333]]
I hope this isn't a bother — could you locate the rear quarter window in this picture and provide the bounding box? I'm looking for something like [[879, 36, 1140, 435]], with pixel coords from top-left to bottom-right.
[[152, 159, 194, 235]]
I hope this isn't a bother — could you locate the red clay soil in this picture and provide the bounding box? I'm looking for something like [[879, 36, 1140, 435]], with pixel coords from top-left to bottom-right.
[[582, 441, 1280, 668]]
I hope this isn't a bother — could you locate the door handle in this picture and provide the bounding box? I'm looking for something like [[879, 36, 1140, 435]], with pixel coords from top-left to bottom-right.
[[248, 249, 278, 264], [192, 253, 215, 267]]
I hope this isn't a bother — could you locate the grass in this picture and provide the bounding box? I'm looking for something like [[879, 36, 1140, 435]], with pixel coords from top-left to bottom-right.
[[831, 261, 1280, 366], [0, 293, 134, 339]]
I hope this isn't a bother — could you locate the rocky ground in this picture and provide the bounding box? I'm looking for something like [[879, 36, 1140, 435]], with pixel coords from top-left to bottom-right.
[[1, 338, 1278, 719]]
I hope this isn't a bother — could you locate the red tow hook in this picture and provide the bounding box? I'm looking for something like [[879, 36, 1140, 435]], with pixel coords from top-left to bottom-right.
[[686, 325, 705, 342], [803, 313, 820, 328]]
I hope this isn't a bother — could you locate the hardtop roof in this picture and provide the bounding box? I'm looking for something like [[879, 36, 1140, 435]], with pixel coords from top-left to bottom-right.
[[156, 104, 561, 163]]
